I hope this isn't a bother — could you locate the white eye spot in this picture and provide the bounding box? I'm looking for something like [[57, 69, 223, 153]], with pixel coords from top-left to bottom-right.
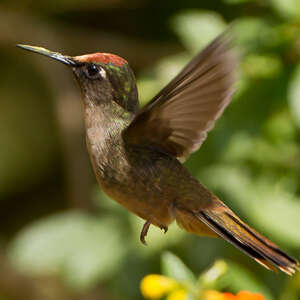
[[99, 67, 106, 79]]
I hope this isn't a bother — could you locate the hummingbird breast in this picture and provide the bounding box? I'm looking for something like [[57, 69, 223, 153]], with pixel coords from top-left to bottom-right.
[[84, 107, 212, 229], [87, 130, 177, 227]]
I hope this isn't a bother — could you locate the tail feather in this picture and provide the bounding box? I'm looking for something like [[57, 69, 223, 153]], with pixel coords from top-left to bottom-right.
[[174, 205, 299, 275], [197, 210, 299, 275]]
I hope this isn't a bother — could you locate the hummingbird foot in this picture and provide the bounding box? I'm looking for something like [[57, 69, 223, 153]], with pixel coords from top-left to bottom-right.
[[159, 225, 168, 234], [140, 220, 151, 245]]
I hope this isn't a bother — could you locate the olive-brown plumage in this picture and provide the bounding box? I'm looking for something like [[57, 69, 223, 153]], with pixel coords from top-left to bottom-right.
[[17, 31, 299, 275]]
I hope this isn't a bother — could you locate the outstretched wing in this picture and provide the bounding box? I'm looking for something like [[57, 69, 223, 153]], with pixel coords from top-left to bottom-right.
[[124, 30, 237, 161]]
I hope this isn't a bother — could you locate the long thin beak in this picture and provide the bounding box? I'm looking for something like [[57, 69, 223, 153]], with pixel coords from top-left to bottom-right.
[[16, 44, 77, 66]]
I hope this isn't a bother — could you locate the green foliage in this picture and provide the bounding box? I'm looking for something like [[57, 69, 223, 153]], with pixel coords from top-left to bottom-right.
[[161, 252, 197, 284], [171, 11, 226, 53], [288, 63, 300, 127], [9, 212, 127, 290], [141, 252, 271, 299], [269, 0, 300, 19]]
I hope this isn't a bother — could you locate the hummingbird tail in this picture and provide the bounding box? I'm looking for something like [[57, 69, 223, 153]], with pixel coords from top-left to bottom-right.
[[175, 206, 299, 275]]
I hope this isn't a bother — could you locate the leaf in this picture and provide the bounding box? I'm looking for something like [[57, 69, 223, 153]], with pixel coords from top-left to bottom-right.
[[171, 11, 226, 53], [8, 211, 127, 290], [222, 132, 298, 168], [242, 54, 282, 79], [249, 186, 300, 248], [269, 0, 300, 19], [232, 18, 277, 51], [288, 63, 300, 128], [199, 260, 228, 289], [161, 252, 196, 284]]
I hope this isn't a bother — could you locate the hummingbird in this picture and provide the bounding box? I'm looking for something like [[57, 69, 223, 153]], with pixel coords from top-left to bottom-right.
[[17, 31, 299, 275]]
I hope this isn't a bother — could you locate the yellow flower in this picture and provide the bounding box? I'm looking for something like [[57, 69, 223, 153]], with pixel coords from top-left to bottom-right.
[[140, 274, 178, 299], [166, 289, 188, 300], [204, 290, 228, 300]]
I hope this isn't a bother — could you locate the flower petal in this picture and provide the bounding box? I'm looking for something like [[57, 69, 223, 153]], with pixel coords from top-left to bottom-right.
[[140, 274, 178, 299]]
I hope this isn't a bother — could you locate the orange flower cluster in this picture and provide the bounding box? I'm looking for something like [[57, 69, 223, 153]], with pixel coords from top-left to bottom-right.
[[140, 274, 266, 300], [204, 290, 265, 300]]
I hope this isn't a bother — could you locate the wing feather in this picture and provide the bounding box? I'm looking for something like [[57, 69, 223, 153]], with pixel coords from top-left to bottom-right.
[[124, 30, 237, 161]]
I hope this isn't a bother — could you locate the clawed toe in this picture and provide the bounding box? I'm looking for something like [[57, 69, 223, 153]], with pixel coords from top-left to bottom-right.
[[140, 221, 151, 245], [140, 222, 168, 245], [160, 225, 168, 234]]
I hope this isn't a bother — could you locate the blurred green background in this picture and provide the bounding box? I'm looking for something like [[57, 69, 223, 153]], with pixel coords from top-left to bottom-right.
[[1, 0, 300, 299]]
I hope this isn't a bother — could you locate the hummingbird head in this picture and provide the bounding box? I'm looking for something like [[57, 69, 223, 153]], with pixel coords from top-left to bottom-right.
[[17, 45, 139, 114]]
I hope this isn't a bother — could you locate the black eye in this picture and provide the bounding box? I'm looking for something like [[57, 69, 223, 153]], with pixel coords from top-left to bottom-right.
[[85, 64, 102, 79]]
